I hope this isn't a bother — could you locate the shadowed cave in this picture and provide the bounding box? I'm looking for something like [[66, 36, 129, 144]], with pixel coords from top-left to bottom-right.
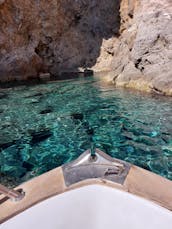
[[0, 0, 121, 81]]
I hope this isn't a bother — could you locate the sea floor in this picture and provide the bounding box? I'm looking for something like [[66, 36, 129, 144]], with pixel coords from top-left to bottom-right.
[[0, 76, 172, 187]]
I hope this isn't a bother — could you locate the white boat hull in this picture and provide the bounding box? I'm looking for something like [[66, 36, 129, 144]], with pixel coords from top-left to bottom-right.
[[1, 184, 172, 229], [1, 149, 172, 227]]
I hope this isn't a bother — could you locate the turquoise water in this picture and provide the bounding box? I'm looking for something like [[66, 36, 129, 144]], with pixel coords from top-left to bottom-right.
[[0, 77, 172, 186]]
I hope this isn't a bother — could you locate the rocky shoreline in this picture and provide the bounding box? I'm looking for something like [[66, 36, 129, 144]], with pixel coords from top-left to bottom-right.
[[109, 0, 172, 96], [0, 0, 172, 95]]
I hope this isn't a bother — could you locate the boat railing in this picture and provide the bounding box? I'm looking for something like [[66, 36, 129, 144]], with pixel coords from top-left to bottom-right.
[[0, 184, 25, 202]]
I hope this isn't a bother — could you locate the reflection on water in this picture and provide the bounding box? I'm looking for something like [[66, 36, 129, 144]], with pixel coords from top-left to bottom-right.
[[0, 77, 172, 186]]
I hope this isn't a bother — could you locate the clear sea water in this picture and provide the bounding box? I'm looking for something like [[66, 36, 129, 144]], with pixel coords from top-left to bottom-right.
[[0, 76, 172, 186]]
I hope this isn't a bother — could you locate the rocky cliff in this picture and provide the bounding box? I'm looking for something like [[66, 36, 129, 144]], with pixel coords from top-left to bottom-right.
[[0, 0, 172, 95], [109, 0, 172, 96], [0, 0, 120, 81]]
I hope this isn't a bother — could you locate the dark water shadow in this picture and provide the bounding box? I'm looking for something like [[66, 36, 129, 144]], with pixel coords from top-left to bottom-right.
[[35, 0, 121, 78]]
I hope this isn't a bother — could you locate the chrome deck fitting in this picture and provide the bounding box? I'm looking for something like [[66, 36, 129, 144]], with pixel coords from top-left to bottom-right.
[[62, 148, 131, 186]]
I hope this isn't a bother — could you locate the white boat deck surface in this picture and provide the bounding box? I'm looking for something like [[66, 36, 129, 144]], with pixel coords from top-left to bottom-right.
[[0, 150, 172, 226], [1, 185, 172, 229]]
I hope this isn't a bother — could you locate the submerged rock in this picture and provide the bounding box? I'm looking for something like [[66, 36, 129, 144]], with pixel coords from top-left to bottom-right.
[[71, 113, 84, 121], [39, 106, 54, 114], [30, 129, 52, 145], [0, 92, 8, 99], [22, 161, 34, 171], [24, 92, 44, 98], [0, 136, 16, 149]]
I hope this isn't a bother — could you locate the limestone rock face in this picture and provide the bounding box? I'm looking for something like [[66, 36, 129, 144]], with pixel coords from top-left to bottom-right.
[[0, 0, 120, 81], [0, 0, 172, 95], [111, 0, 172, 95]]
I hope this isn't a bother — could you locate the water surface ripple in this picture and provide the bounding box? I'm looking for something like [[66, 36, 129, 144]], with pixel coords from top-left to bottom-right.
[[0, 77, 172, 186]]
